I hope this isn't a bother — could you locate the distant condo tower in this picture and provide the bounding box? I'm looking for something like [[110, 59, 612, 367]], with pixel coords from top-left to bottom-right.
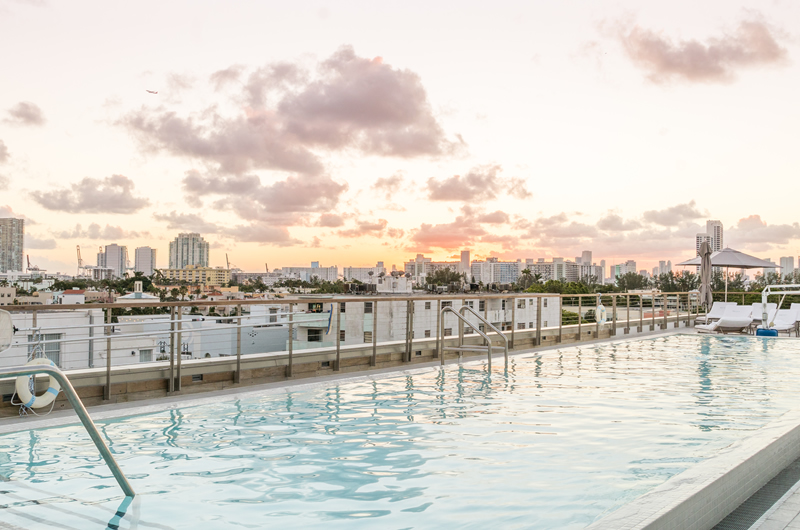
[[696, 220, 723, 256], [169, 233, 209, 269], [135, 246, 158, 276], [0, 217, 24, 273]]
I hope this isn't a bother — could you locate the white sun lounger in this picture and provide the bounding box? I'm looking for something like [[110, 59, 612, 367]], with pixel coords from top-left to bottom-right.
[[695, 302, 737, 325], [696, 305, 753, 334], [757, 307, 800, 336]]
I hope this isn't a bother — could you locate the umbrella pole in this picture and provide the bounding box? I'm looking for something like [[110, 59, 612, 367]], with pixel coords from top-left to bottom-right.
[[725, 267, 729, 302]]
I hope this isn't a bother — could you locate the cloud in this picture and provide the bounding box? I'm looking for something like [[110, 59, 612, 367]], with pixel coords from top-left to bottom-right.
[[409, 219, 486, 251], [224, 223, 301, 246], [337, 218, 389, 238], [727, 215, 800, 250], [642, 200, 704, 226], [56, 223, 147, 240], [480, 234, 519, 250], [371, 173, 402, 199], [121, 46, 456, 177], [0, 204, 35, 223], [154, 211, 221, 233], [597, 212, 641, 231], [278, 46, 455, 157], [315, 213, 345, 227], [0, 139, 8, 163], [182, 170, 347, 222], [617, 16, 788, 83], [0, 174, 7, 191], [209, 65, 245, 91], [426, 164, 530, 202], [25, 234, 56, 249], [31, 174, 150, 214], [4, 101, 45, 126], [476, 210, 510, 224]]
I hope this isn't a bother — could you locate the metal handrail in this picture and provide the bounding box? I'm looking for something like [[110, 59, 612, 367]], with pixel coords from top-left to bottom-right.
[[0, 364, 135, 498], [438, 306, 507, 369], [458, 305, 509, 360]]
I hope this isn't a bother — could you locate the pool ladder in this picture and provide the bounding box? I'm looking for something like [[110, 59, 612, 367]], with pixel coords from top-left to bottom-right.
[[0, 364, 135, 497], [438, 306, 509, 369]]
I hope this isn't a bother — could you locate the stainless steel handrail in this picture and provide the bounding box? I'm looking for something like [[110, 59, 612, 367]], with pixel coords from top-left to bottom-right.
[[0, 364, 135, 498], [438, 306, 508, 369], [458, 305, 509, 360]]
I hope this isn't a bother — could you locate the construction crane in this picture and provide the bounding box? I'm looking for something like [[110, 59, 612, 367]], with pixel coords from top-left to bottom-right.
[[26, 255, 43, 275], [226, 253, 230, 270], [76, 245, 83, 276], [265, 262, 269, 273]]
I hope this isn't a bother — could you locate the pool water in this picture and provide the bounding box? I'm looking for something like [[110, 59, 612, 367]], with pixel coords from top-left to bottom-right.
[[2, 334, 800, 529]]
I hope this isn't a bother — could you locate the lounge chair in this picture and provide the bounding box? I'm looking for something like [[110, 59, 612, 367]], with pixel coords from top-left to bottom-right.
[[696, 305, 753, 334], [757, 307, 800, 337], [695, 302, 736, 325], [751, 302, 777, 324]]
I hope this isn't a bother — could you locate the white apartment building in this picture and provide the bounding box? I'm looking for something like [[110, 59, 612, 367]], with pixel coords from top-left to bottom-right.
[[97, 243, 128, 278], [342, 263, 387, 283], [525, 258, 578, 282], [696, 220, 723, 256], [281, 263, 339, 282], [134, 246, 157, 276], [290, 295, 562, 351], [780, 256, 795, 278], [0, 217, 24, 273], [613, 260, 637, 277], [471, 257, 521, 284], [169, 233, 209, 269]]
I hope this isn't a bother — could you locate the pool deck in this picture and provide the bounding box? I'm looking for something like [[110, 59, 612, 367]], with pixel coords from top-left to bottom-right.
[[752, 488, 800, 530]]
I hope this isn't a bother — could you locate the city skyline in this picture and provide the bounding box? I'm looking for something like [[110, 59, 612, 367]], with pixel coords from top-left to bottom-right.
[[2, 2, 800, 274]]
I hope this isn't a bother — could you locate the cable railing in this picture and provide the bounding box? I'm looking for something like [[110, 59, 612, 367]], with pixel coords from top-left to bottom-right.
[[0, 291, 705, 409]]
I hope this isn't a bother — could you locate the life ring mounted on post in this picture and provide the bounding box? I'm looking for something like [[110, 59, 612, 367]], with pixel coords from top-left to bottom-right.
[[15, 358, 61, 409], [596, 303, 608, 325]]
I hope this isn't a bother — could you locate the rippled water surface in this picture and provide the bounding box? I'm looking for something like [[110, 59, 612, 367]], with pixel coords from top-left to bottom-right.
[[2, 334, 800, 529]]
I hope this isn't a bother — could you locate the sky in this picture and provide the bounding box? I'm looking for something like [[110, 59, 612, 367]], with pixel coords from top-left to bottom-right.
[[1, 0, 799, 275]]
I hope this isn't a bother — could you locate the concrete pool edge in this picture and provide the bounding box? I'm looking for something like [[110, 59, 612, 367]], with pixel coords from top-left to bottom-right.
[[587, 408, 800, 530]]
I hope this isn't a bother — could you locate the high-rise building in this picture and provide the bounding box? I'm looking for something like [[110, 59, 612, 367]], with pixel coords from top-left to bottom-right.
[[652, 266, 659, 277], [612, 260, 637, 278], [134, 247, 158, 276], [97, 243, 128, 278], [168, 233, 209, 269], [599, 260, 606, 282], [780, 256, 795, 278], [581, 251, 592, 266], [460, 250, 470, 275], [0, 217, 24, 273], [707, 220, 724, 251]]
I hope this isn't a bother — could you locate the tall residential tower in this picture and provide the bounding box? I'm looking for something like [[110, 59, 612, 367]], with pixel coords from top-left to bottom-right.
[[168, 233, 210, 269], [0, 217, 24, 273]]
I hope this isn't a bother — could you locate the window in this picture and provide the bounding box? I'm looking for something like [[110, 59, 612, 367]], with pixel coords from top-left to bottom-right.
[[465, 327, 473, 334], [543, 321, 548, 327], [308, 303, 323, 313], [444, 328, 452, 336], [364, 331, 373, 343], [503, 322, 512, 331], [479, 324, 485, 332], [479, 300, 485, 312], [543, 299, 548, 308], [27, 333, 62, 367], [442, 301, 452, 308], [139, 349, 153, 363], [308, 329, 323, 342], [411, 331, 415, 338], [502, 300, 507, 310], [466, 300, 474, 308], [424, 330, 431, 338], [339, 330, 346, 341], [364, 302, 373, 314], [517, 299, 526, 309], [339, 302, 346, 313], [517, 322, 526, 330], [425, 301, 431, 310], [530, 322, 534, 328], [269, 308, 277, 323]]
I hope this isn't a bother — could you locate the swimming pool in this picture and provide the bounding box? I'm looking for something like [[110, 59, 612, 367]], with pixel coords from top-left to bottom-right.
[[1, 334, 799, 529]]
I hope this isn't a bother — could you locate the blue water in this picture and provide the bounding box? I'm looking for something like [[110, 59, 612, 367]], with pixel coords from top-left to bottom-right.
[[1, 334, 799, 529]]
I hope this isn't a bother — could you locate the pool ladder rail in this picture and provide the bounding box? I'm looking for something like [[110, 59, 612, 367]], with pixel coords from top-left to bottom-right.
[[0, 363, 136, 498], [438, 305, 509, 369]]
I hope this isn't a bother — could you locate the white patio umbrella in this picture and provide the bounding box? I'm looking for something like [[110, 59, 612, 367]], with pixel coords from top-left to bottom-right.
[[677, 247, 778, 301]]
